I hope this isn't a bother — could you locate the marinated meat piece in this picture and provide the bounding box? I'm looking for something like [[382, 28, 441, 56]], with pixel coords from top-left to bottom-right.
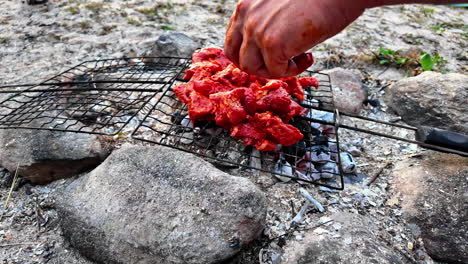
[[173, 83, 193, 104], [299, 77, 319, 88], [192, 79, 232, 97], [210, 88, 247, 129], [184, 61, 223, 80], [231, 112, 303, 151], [255, 112, 304, 146], [281, 77, 305, 101], [187, 92, 214, 121], [212, 64, 250, 88], [230, 122, 276, 151], [192, 48, 231, 67]]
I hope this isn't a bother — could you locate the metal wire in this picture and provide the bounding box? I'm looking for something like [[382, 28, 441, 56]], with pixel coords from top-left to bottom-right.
[[1, 58, 346, 189], [131, 70, 345, 190], [0, 57, 190, 135]]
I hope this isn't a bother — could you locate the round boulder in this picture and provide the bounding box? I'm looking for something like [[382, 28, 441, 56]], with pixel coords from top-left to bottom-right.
[[386, 71, 467, 134], [55, 145, 267, 264]]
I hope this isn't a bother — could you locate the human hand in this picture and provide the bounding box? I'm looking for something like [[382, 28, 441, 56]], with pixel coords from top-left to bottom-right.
[[224, 0, 368, 78]]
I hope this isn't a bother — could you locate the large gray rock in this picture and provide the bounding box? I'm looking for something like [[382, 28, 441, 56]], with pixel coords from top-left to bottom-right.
[[392, 153, 468, 263], [150, 32, 199, 58], [56, 145, 267, 264], [386, 71, 468, 134], [321, 68, 367, 115], [282, 212, 407, 264], [0, 119, 110, 184]]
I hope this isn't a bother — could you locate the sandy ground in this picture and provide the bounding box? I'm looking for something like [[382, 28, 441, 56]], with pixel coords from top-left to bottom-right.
[[0, 0, 466, 263]]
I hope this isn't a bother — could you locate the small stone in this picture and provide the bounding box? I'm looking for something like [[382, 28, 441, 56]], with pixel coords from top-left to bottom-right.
[[385, 197, 399, 207], [149, 32, 199, 58], [407, 242, 414, 250], [319, 68, 366, 115]]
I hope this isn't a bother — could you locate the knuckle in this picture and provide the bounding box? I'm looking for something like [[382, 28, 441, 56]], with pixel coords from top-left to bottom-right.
[[236, 0, 250, 14]]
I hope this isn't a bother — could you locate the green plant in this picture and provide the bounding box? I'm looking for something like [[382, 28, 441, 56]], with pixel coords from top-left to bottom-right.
[[85, 2, 104, 13], [160, 25, 173, 30], [377, 48, 412, 66], [78, 20, 91, 30], [421, 7, 434, 17], [65, 5, 80, 14], [420, 53, 434, 71], [419, 52, 447, 71]]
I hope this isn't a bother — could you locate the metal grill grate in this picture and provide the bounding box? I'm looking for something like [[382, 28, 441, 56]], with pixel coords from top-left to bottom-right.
[[0, 58, 345, 189], [0, 57, 190, 135], [131, 71, 345, 189]]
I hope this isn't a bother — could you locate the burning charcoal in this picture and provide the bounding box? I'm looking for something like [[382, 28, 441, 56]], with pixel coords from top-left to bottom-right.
[[319, 162, 338, 179], [290, 118, 313, 146], [274, 158, 293, 183], [282, 140, 307, 165], [314, 136, 329, 147], [328, 142, 339, 161], [296, 160, 320, 184], [339, 153, 357, 174], [171, 110, 185, 125], [308, 146, 331, 164], [180, 133, 193, 145], [311, 109, 334, 123], [180, 116, 193, 129]]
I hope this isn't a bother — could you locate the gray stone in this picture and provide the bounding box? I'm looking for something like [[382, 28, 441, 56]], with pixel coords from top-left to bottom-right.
[[149, 32, 199, 58], [0, 119, 110, 184], [386, 71, 468, 134], [56, 145, 267, 264], [321, 68, 367, 115], [282, 212, 407, 264], [392, 153, 468, 264]]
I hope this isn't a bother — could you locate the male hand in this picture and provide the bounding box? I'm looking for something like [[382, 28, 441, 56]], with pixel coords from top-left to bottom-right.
[[224, 0, 367, 78]]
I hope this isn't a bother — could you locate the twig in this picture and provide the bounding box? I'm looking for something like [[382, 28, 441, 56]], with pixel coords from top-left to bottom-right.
[[367, 162, 391, 186], [0, 164, 20, 222], [0, 242, 38, 248]]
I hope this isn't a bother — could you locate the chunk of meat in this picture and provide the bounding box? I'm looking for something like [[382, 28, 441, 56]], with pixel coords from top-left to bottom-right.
[[281, 77, 305, 101], [231, 112, 303, 151], [187, 92, 214, 121], [192, 48, 231, 67], [299, 77, 319, 88], [210, 88, 247, 129]]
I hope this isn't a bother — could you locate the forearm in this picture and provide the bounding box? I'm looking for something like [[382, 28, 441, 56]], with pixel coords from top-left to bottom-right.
[[365, 0, 466, 8]]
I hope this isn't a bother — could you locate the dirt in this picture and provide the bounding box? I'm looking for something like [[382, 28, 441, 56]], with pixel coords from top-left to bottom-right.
[[0, 0, 466, 263]]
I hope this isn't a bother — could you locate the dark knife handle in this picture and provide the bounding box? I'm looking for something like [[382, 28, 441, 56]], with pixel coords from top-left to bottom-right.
[[416, 126, 468, 154]]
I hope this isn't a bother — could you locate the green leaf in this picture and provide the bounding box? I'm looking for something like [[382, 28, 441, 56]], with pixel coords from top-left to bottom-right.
[[379, 47, 395, 57], [379, 60, 390, 65], [420, 53, 435, 71], [396, 58, 408, 65]]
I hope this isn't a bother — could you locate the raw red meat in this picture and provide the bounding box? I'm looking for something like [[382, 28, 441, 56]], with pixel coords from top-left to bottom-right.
[[210, 88, 247, 129], [231, 113, 303, 151], [174, 47, 319, 151]]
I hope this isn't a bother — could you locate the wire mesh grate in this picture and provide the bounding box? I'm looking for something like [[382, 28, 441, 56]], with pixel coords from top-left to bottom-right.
[[131, 71, 345, 189], [0, 58, 345, 189], [0, 57, 190, 135]]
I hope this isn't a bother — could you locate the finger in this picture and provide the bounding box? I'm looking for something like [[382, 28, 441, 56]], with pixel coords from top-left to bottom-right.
[[224, 24, 243, 67], [290, 52, 314, 74], [224, 1, 247, 67], [238, 39, 265, 76], [262, 46, 313, 78]]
